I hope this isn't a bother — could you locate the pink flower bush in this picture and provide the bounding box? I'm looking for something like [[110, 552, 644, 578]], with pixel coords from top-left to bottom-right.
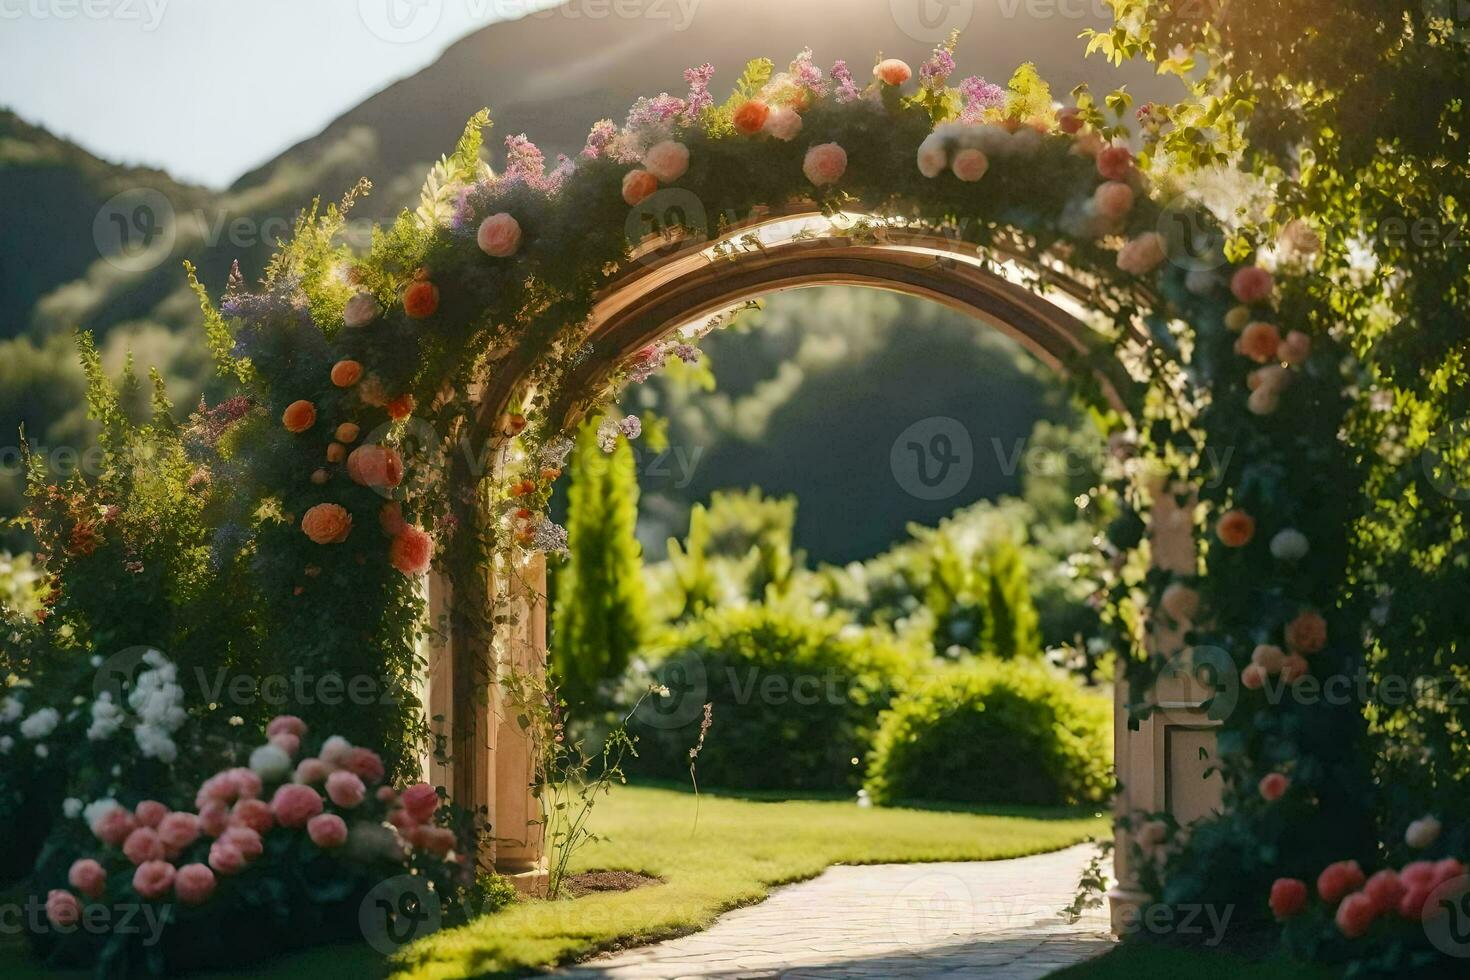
[[45, 890, 81, 928], [1270, 878, 1308, 920], [308, 813, 349, 849], [343, 747, 385, 784], [208, 841, 246, 877], [266, 715, 308, 739], [271, 784, 324, 828], [175, 863, 217, 906], [1364, 869, 1405, 912], [1318, 860, 1367, 903], [158, 812, 201, 853], [199, 800, 230, 837], [132, 861, 176, 900], [401, 783, 440, 824], [221, 826, 263, 860], [92, 807, 137, 847], [68, 859, 107, 900], [1231, 266, 1274, 304], [231, 798, 274, 834], [803, 143, 847, 187], [327, 770, 367, 808], [1116, 232, 1166, 274], [1093, 181, 1134, 219], [1336, 891, 1377, 938], [1258, 772, 1290, 801], [123, 828, 165, 866], [476, 212, 522, 258], [135, 800, 168, 828]]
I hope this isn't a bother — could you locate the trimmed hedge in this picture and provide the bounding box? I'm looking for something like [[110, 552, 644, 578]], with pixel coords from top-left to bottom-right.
[[626, 605, 920, 792], [865, 659, 1112, 807]]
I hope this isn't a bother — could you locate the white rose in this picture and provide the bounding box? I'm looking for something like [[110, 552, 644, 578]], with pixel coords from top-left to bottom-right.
[[63, 798, 84, 819], [19, 707, 59, 740], [763, 106, 803, 142], [1269, 529, 1310, 562], [320, 735, 353, 767], [1406, 816, 1442, 850], [249, 743, 293, 783], [0, 736, 12, 754], [343, 292, 378, 329], [642, 140, 690, 182], [0, 696, 22, 724], [916, 134, 947, 178]]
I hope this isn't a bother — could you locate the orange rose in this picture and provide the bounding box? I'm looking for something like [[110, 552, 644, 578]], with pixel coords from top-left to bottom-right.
[[1238, 321, 1282, 364], [282, 400, 316, 433], [387, 395, 415, 421], [1216, 509, 1256, 548], [358, 375, 388, 407], [326, 443, 346, 463], [621, 169, 658, 206], [873, 58, 912, 86], [335, 423, 360, 443], [310, 469, 329, 485], [1285, 610, 1328, 655], [331, 360, 363, 387], [346, 445, 404, 489], [379, 502, 407, 538], [389, 526, 434, 575], [301, 503, 352, 544], [732, 100, 771, 135], [404, 280, 439, 319]]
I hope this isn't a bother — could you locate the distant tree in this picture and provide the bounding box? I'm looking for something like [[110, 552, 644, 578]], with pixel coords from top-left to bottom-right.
[[665, 502, 718, 622], [550, 421, 647, 710], [982, 537, 1041, 660]]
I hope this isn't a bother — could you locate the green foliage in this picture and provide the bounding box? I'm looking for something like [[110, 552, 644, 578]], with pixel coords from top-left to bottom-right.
[[551, 420, 648, 710], [1004, 62, 1053, 123], [865, 659, 1112, 807], [982, 536, 1041, 660], [627, 603, 921, 792]]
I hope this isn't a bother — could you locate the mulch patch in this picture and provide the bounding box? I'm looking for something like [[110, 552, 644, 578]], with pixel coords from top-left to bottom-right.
[[560, 870, 663, 898]]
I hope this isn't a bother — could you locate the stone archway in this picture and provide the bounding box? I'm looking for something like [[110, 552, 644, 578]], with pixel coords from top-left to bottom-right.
[[429, 212, 1224, 921]]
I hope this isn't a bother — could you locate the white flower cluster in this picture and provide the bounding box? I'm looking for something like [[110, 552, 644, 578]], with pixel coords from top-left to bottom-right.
[[88, 692, 125, 741], [126, 650, 187, 764], [1, 695, 22, 724], [18, 707, 60, 756]]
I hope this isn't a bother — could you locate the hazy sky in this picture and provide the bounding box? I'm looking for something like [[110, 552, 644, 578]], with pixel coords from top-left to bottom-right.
[[1, 0, 561, 187]]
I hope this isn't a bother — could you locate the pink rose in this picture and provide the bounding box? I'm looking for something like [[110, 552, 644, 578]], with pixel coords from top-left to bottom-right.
[[271, 783, 324, 828], [1250, 644, 1286, 674], [1402, 860, 1439, 892], [1285, 610, 1328, 655], [642, 140, 689, 183], [1400, 886, 1433, 920], [1093, 181, 1135, 220], [307, 813, 349, 849], [1279, 653, 1310, 683], [266, 715, 308, 739], [1336, 891, 1377, 938], [389, 808, 419, 835], [1096, 145, 1134, 181], [376, 786, 398, 804], [326, 770, 367, 809], [1238, 321, 1282, 363], [411, 825, 457, 856], [220, 826, 263, 860], [45, 890, 81, 928], [1279, 330, 1312, 366], [295, 758, 332, 784], [1231, 266, 1274, 304], [93, 807, 137, 847], [174, 863, 217, 906], [132, 861, 176, 901], [231, 798, 275, 835], [343, 747, 385, 785], [400, 783, 441, 824], [621, 169, 658, 206], [320, 736, 353, 767], [1269, 878, 1308, 920], [874, 58, 911, 86], [135, 801, 168, 828], [68, 859, 107, 900], [1318, 860, 1367, 903], [208, 842, 245, 877], [1117, 232, 1167, 275], [803, 143, 847, 187], [230, 767, 263, 800], [476, 212, 523, 258], [1241, 664, 1267, 690], [763, 106, 802, 142], [951, 148, 989, 182], [1247, 385, 1280, 417], [198, 801, 230, 837], [158, 812, 201, 853], [123, 828, 166, 866], [1259, 772, 1290, 802], [269, 732, 300, 757], [390, 526, 434, 576], [1364, 870, 1405, 913]]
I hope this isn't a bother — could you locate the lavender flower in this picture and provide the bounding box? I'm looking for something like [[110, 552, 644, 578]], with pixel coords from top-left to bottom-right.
[[672, 343, 701, 364], [531, 518, 569, 559], [503, 134, 555, 192], [682, 63, 715, 120], [595, 415, 642, 452], [830, 60, 861, 103], [581, 119, 619, 159], [537, 437, 575, 470], [920, 46, 956, 88], [959, 76, 1006, 123], [790, 48, 826, 95]]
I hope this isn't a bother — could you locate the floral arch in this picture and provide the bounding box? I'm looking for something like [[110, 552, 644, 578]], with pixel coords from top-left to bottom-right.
[[9, 41, 1368, 962]]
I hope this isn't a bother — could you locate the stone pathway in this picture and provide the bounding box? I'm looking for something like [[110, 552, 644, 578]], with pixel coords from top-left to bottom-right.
[[556, 844, 1113, 979]]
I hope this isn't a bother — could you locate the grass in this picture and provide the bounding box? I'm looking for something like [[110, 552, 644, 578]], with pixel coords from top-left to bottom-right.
[[1047, 941, 1338, 980], [1, 784, 1109, 979]]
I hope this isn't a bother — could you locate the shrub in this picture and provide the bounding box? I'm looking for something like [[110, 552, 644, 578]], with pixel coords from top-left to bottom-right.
[[865, 659, 1112, 807], [625, 604, 920, 792]]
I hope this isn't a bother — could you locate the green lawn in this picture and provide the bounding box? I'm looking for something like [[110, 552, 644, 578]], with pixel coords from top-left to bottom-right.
[[1047, 941, 1337, 980], [2, 785, 1108, 979]]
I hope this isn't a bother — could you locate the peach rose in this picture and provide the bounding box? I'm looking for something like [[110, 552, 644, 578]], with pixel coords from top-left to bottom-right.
[[93, 806, 137, 847], [1093, 181, 1135, 220], [1096, 145, 1134, 181], [326, 770, 367, 808], [331, 360, 362, 387], [1247, 384, 1281, 417], [1336, 891, 1377, 938], [1225, 305, 1252, 332], [335, 422, 360, 444], [343, 747, 385, 784], [308, 813, 349, 849], [311, 468, 329, 485], [158, 812, 201, 853], [295, 757, 331, 784], [123, 827, 165, 866], [208, 841, 245, 877], [1216, 509, 1255, 548], [1231, 266, 1274, 304], [326, 442, 347, 463], [221, 826, 263, 860], [301, 503, 352, 544], [476, 212, 522, 258], [379, 502, 407, 538], [404, 280, 439, 319], [1117, 232, 1167, 275], [732, 100, 770, 135], [643, 140, 690, 182], [68, 859, 107, 900], [343, 292, 378, 328], [198, 800, 229, 837], [1286, 609, 1328, 654], [1160, 583, 1200, 623], [803, 143, 848, 187], [346, 445, 404, 490], [1241, 664, 1267, 690], [282, 400, 316, 433], [1318, 860, 1366, 903], [411, 825, 457, 856], [916, 134, 947, 178], [1251, 644, 1286, 674], [763, 105, 803, 142], [231, 798, 274, 835], [1057, 106, 1084, 134], [132, 860, 176, 901], [1279, 330, 1312, 366], [271, 783, 324, 828], [390, 525, 434, 575], [135, 800, 168, 828], [401, 783, 440, 823], [45, 890, 81, 928], [1238, 321, 1282, 363], [621, 169, 658, 206], [1270, 878, 1308, 920], [874, 58, 912, 86], [174, 863, 217, 906], [951, 148, 989, 182], [1279, 653, 1310, 683], [1259, 772, 1290, 801]]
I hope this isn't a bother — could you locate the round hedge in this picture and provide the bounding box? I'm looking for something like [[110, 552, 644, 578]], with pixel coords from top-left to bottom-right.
[[627, 605, 920, 792], [864, 659, 1111, 807]]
